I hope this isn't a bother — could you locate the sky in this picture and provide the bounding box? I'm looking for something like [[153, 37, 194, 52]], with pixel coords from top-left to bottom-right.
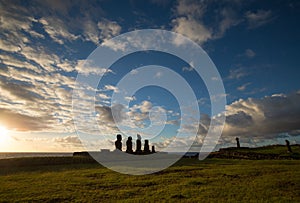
[[0, 0, 300, 152]]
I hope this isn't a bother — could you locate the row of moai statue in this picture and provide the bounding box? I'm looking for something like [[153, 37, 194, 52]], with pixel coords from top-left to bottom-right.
[[115, 134, 155, 154]]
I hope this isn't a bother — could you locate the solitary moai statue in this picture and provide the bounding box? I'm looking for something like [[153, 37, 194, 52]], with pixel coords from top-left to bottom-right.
[[236, 137, 240, 148], [144, 140, 150, 153], [115, 134, 122, 151], [136, 134, 142, 153], [126, 136, 133, 153], [152, 145, 156, 153], [285, 140, 292, 153]]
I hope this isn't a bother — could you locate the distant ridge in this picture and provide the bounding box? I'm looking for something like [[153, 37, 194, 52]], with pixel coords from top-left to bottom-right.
[[73, 145, 300, 160], [208, 144, 300, 160]]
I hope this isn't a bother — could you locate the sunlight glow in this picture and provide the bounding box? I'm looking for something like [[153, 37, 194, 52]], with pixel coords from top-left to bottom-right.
[[0, 125, 9, 143]]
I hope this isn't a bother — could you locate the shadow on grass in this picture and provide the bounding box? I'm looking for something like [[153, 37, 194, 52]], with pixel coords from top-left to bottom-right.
[[0, 156, 101, 175]]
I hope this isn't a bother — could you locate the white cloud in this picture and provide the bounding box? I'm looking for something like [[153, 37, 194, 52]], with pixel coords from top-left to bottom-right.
[[54, 136, 82, 146], [82, 19, 101, 44], [171, 0, 241, 45], [126, 101, 168, 128], [223, 92, 300, 140], [21, 46, 60, 72], [76, 60, 112, 76], [98, 93, 110, 100], [245, 49, 256, 58], [237, 82, 251, 91], [0, 54, 41, 73], [0, 5, 33, 33], [97, 19, 122, 39], [216, 7, 241, 39], [96, 104, 125, 123], [174, 92, 300, 148], [139, 101, 152, 113], [245, 10, 274, 29], [182, 61, 195, 72], [0, 107, 52, 131], [130, 69, 139, 75], [28, 30, 45, 39], [0, 49, 78, 133], [154, 71, 163, 78], [82, 18, 122, 45], [0, 2, 121, 137], [211, 77, 220, 81], [101, 38, 127, 52], [172, 17, 212, 45], [101, 85, 118, 92], [182, 66, 194, 72], [1, 1, 121, 47], [95, 104, 127, 134], [1, 0, 298, 151], [56, 60, 76, 72], [39, 17, 79, 44], [128, 101, 153, 123], [227, 67, 249, 80], [125, 96, 136, 102], [166, 119, 180, 126], [0, 39, 22, 52]]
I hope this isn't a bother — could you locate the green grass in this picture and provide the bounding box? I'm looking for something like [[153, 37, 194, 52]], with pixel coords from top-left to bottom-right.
[[0, 157, 299, 202], [232, 145, 300, 155]]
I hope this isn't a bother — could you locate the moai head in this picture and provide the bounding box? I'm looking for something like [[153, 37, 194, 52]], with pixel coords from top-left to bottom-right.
[[117, 134, 122, 141]]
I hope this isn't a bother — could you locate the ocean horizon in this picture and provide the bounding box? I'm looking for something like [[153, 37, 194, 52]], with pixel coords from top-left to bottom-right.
[[0, 151, 201, 160], [0, 152, 73, 160]]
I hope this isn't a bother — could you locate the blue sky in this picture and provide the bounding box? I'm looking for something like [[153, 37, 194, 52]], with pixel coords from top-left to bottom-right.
[[0, 0, 299, 152]]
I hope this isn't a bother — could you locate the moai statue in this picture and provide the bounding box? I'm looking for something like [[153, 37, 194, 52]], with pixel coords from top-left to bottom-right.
[[285, 140, 292, 153], [152, 145, 156, 153], [115, 134, 122, 151], [126, 136, 133, 153], [136, 134, 142, 154], [236, 137, 240, 148], [144, 140, 150, 153]]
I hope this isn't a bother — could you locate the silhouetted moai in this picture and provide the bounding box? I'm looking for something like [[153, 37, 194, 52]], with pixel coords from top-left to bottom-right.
[[144, 140, 150, 154], [236, 137, 240, 148], [136, 134, 142, 154], [285, 140, 292, 153], [115, 134, 122, 151], [126, 136, 133, 153], [137, 134, 141, 141], [152, 145, 156, 153]]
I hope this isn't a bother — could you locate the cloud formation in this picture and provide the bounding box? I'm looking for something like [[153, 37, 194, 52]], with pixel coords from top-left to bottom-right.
[[237, 82, 251, 91], [172, 17, 212, 45], [245, 49, 256, 58], [0, 0, 297, 152], [169, 92, 300, 150], [171, 0, 242, 45], [221, 92, 300, 142], [171, 0, 275, 46], [245, 10, 274, 29], [0, 108, 51, 131], [54, 136, 82, 147], [0, 1, 121, 135]]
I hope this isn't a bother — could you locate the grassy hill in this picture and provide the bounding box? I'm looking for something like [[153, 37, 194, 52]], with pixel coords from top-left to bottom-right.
[[209, 144, 300, 160], [0, 146, 299, 202]]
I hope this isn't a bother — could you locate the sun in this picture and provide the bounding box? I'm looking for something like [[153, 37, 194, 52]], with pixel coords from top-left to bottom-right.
[[0, 125, 9, 141]]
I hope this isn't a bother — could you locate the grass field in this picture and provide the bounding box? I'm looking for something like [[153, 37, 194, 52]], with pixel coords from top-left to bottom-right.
[[0, 155, 299, 202], [221, 145, 300, 155]]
